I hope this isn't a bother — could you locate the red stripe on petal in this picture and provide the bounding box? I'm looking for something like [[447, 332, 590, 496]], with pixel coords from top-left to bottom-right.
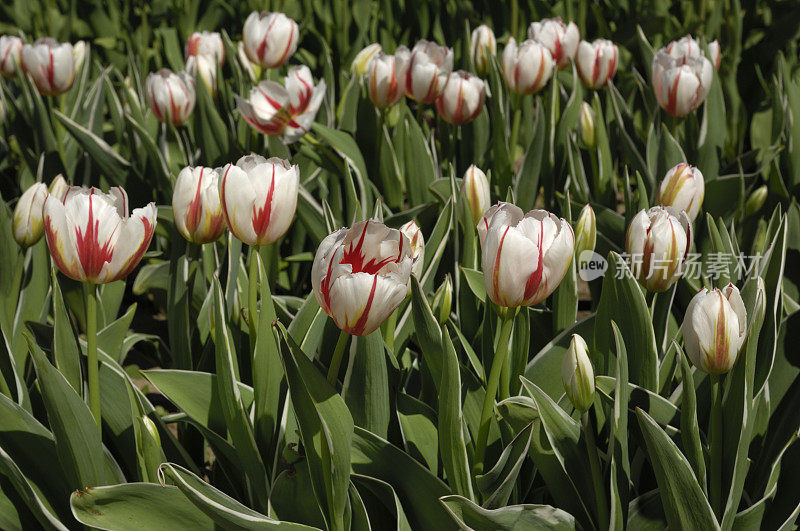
[[349, 274, 378, 336]]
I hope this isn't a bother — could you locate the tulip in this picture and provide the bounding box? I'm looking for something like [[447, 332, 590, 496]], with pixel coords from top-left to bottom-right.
[[146, 69, 196, 125], [397, 40, 453, 103], [49, 174, 69, 201], [501, 38, 554, 95], [0, 35, 23, 77], [242, 11, 299, 69], [312, 220, 413, 337], [172, 166, 225, 244], [708, 40, 721, 71], [219, 154, 299, 246], [562, 334, 595, 411], [21, 38, 85, 95], [655, 163, 705, 221], [352, 43, 382, 75], [366, 52, 403, 109], [435, 70, 485, 125], [470, 24, 496, 76], [478, 202, 575, 308], [185, 31, 225, 65], [528, 18, 580, 69], [745, 185, 767, 216], [578, 101, 595, 148], [13, 182, 48, 248], [651, 36, 713, 117], [574, 203, 596, 258], [237, 41, 260, 82], [399, 220, 425, 278], [575, 39, 618, 90], [186, 54, 217, 95], [683, 283, 747, 374], [461, 165, 490, 226], [625, 206, 691, 292], [432, 274, 453, 325]]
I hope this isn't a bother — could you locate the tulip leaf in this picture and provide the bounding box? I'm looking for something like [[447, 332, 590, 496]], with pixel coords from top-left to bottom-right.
[[402, 108, 435, 206], [396, 393, 439, 475], [592, 92, 615, 206], [410, 276, 444, 390], [54, 110, 131, 184], [460, 266, 487, 303], [678, 346, 707, 495], [516, 101, 546, 212], [609, 321, 631, 527], [595, 376, 679, 430], [476, 422, 534, 509], [439, 495, 575, 530], [270, 461, 327, 529], [193, 73, 229, 165], [344, 330, 390, 438], [552, 257, 577, 335], [352, 474, 412, 531], [50, 268, 82, 395], [311, 123, 370, 216], [420, 197, 454, 291]]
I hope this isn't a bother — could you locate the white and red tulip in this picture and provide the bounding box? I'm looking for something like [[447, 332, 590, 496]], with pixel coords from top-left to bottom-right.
[[397, 40, 453, 103], [242, 11, 299, 69], [172, 166, 225, 244], [146, 69, 196, 125], [43, 186, 156, 284], [656, 163, 705, 221], [501, 38, 554, 95], [21, 38, 85, 95], [461, 165, 490, 226], [312, 220, 413, 336], [651, 35, 714, 117], [435, 70, 485, 125], [575, 39, 618, 90], [0, 35, 23, 78], [366, 52, 403, 109], [683, 283, 747, 374], [625, 206, 692, 292], [185, 31, 225, 65], [186, 54, 218, 95], [399, 220, 425, 278], [219, 154, 299, 246], [470, 24, 496, 76], [708, 40, 721, 71], [478, 202, 575, 308], [13, 182, 48, 248], [528, 18, 580, 69]]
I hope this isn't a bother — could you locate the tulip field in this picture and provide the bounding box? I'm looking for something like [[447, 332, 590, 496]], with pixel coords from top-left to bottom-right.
[[2, 0, 800, 529]]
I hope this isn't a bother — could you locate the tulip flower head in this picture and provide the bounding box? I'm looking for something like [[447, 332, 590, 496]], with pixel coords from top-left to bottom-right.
[[651, 35, 714, 117], [243, 11, 299, 69], [625, 206, 692, 292], [186, 54, 218, 95], [470, 24, 496, 76], [708, 40, 721, 71], [367, 52, 404, 109], [461, 165, 490, 226], [0, 35, 23, 78], [237, 41, 259, 82], [575, 39, 618, 90], [656, 163, 705, 221], [352, 43, 382, 76], [220, 155, 299, 246], [478, 202, 575, 308], [21, 38, 85, 95], [683, 283, 747, 374], [562, 334, 595, 411], [435, 70, 485, 125], [13, 182, 48, 248], [502, 38, 554, 95], [43, 186, 157, 284], [146, 69, 196, 126], [528, 18, 580, 69], [312, 220, 413, 336], [185, 31, 225, 65], [173, 166, 226, 244], [399, 220, 425, 278], [397, 40, 453, 103]]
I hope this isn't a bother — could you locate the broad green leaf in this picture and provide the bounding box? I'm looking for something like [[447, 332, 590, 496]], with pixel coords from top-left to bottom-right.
[[678, 348, 706, 495], [516, 102, 545, 212], [396, 393, 439, 474], [270, 461, 327, 529], [352, 474, 413, 531], [193, 73, 229, 165], [51, 268, 82, 394], [609, 321, 630, 529], [476, 422, 534, 509], [402, 108, 435, 205], [460, 267, 487, 303], [54, 110, 131, 184], [409, 276, 444, 389], [345, 331, 390, 437], [440, 495, 575, 530]]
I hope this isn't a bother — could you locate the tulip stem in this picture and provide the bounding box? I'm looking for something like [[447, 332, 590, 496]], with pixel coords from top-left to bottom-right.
[[509, 107, 522, 171], [475, 307, 518, 471], [85, 283, 101, 432], [583, 412, 609, 529], [710, 374, 723, 518], [327, 329, 350, 386], [247, 246, 259, 355]]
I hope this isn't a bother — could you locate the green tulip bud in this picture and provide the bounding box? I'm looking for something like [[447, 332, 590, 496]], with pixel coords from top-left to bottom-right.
[[562, 334, 595, 411], [745, 185, 767, 216], [579, 101, 595, 149], [432, 274, 453, 324], [574, 203, 596, 259]]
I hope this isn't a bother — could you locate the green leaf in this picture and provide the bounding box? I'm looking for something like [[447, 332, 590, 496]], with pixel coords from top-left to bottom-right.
[[51, 268, 82, 394], [352, 474, 413, 531], [193, 73, 229, 165], [460, 266, 487, 303], [678, 347, 706, 495], [270, 461, 327, 529], [440, 495, 575, 530], [402, 108, 435, 205], [54, 110, 131, 184], [409, 276, 444, 389], [396, 393, 439, 474], [476, 422, 534, 509], [345, 331, 390, 438], [516, 102, 545, 212], [609, 321, 630, 528]]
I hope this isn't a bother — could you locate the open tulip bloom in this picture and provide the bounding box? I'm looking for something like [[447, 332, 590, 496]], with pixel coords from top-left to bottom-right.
[[21, 37, 85, 95], [625, 206, 692, 292], [652, 35, 715, 117], [396, 40, 453, 103], [528, 17, 580, 69]]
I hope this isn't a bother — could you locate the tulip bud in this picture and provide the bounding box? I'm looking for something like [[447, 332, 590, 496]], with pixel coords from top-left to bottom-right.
[[574, 204, 596, 258], [173, 166, 225, 244], [478, 202, 575, 308], [48, 174, 69, 201], [312, 220, 413, 336], [141, 415, 162, 449], [44, 186, 157, 284], [186, 54, 217, 95], [575, 39, 618, 90], [461, 165, 491, 226], [13, 182, 48, 248], [528, 18, 580, 69], [625, 206, 692, 292], [352, 43, 382, 76], [562, 334, 595, 411], [0, 35, 23, 78], [432, 274, 453, 324], [655, 163, 705, 221], [683, 283, 747, 374], [435, 70, 485, 125], [501, 37, 554, 95], [146, 69, 196, 126], [243, 11, 299, 69], [366, 52, 403, 109], [651, 36, 713, 117], [707, 40, 721, 71], [397, 40, 453, 103], [72, 41, 87, 73], [470, 24, 496, 76], [220, 155, 299, 246], [745, 185, 767, 216], [21, 38, 82, 95], [578, 101, 595, 149], [185, 31, 225, 65], [237, 41, 260, 82], [399, 220, 425, 278]]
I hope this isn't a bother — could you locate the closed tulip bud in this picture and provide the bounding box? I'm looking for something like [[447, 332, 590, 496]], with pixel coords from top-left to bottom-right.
[[528, 18, 580, 69], [220, 155, 299, 246], [432, 274, 453, 324], [745, 185, 767, 216], [461, 165, 491, 226], [478, 202, 575, 308], [397, 40, 453, 103], [13, 182, 48, 248], [237, 41, 260, 82], [625, 206, 692, 292], [186, 54, 217, 95], [146, 69, 196, 126], [243, 11, 299, 69], [707, 40, 721, 71], [21, 38, 83, 95], [578, 101, 595, 148], [683, 283, 747, 374], [367, 52, 403, 108], [399, 220, 425, 278], [48, 174, 69, 201], [0, 35, 23, 77], [185, 31, 224, 65], [655, 163, 705, 221], [574, 204, 596, 258], [435, 70, 485, 125], [141, 415, 162, 449], [173, 166, 225, 244], [470, 24, 496, 76], [312, 220, 413, 336], [651, 36, 713, 117], [352, 43, 382, 76], [43, 186, 156, 284], [575, 39, 618, 90], [501, 38, 554, 95], [562, 334, 595, 411]]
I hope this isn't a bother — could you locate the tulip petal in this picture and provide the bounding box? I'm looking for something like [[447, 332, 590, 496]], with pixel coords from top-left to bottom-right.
[[43, 194, 84, 281], [328, 271, 409, 336], [220, 164, 259, 245], [104, 204, 157, 283]]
